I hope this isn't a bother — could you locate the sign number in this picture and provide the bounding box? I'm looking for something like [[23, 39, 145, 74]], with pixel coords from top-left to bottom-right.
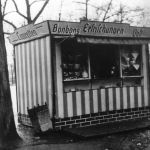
[[133, 29, 143, 37]]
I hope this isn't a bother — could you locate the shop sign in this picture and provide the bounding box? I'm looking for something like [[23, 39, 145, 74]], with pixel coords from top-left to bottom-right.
[[9, 21, 49, 44], [80, 21, 130, 37], [131, 26, 150, 38], [50, 21, 80, 36], [49, 21, 131, 37], [132, 28, 143, 37], [10, 21, 150, 45], [49, 21, 150, 38]]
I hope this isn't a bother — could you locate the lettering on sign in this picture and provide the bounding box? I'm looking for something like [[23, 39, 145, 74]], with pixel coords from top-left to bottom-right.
[[16, 30, 37, 40], [9, 22, 49, 44], [10, 21, 150, 45], [83, 23, 125, 35], [52, 23, 80, 35], [133, 28, 143, 37]]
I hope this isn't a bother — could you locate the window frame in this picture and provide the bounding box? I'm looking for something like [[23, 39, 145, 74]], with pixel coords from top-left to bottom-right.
[[62, 43, 143, 90]]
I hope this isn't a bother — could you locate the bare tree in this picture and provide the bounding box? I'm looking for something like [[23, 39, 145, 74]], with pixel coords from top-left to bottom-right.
[[93, 1, 144, 24], [3, 0, 49, 31], [74, 0, 115, 22], [0, 1, 20, 148], [102, 0, 113, 22], [114, 4, 144, 24], [0, 0, 50, 148]]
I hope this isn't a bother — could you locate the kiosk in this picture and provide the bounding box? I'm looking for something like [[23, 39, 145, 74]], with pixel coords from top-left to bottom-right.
[[9, 20, 150, 130]]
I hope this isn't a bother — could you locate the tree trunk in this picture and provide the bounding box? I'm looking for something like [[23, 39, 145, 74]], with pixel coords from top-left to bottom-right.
[[0, 1, 20, 148]]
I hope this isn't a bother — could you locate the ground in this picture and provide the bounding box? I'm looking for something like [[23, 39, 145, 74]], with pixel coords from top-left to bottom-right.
[[9, 85, 150, 150]]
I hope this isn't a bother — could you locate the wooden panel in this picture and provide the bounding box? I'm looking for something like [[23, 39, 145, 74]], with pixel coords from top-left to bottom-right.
[[15, 36, 53, 117], [55, 42, 64, 118], [93, 90, 98, 113], [142, 45, 149, 106], [76, 91, 82, 115], [116, 88, 121, 110], [62, 86, 144, 118]]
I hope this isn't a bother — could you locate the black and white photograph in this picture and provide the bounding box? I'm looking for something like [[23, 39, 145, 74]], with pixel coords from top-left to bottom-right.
[[1, 0, 150, 149]]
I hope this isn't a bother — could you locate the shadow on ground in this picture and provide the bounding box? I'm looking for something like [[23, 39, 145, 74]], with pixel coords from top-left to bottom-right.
[[9, 86, 150, 150], [11, 123, 150, 150]]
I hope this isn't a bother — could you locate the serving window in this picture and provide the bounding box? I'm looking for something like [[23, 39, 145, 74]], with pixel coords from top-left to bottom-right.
[[90, 45, 120, 79], [120, 45, 142, 86], [121, 46, 141, 76], [62, 40, 89, 81], [62, 41, 143, 92]]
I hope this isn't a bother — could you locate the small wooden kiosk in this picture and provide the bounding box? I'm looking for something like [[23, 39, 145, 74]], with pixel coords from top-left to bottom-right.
[[9, 20, 150, 130]]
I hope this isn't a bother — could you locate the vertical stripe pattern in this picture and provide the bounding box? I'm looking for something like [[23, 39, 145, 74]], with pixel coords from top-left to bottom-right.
[[62, 86, 146, 118], [15, 41, 149, 119], [55, 42, 64, 118], [142, 45, 149, 106], [15, 36, 53, 117]]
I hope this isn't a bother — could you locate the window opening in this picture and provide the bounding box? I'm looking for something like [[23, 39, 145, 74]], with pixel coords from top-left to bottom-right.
[[62, 40, 89, 81], [61, 40, 143, 91], [90, 45, 120, 79], [121, 46, 141, 77], [120, 45, 142, 86]]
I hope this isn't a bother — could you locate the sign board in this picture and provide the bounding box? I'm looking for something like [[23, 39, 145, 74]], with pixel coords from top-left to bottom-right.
[[9, 21, 49, 44], [49, 21, 80, 36], [9, 20, 150, 45], [79, 21, 130, 37], [49, 21, 150, 38]]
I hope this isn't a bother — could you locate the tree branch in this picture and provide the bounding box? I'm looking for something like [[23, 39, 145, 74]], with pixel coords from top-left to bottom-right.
[[4, 32, 11, 35], [2, 0, 9, 17], [3, 19, 17, 30], [30, 0, 45, 6], [103, 0, 113, 22], [3, 11, 17, 17], [11, 0, 27, 20], [104, 12, 118, 21], [25, 0, 32, 23], [32, 0, 49, 23]]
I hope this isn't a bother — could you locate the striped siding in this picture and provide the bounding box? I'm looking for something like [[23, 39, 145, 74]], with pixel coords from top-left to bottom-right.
[[76, 91, 82, 115], [62, 87, 145, 118], [22, 43, 27, 114], [15, 39, 149, 120], [101, 89, 106, 112], [108, 88, 113, 111], [85, 91, 90, 114], [18, 44, 24, 114], [123, 87, 127, 109], [55, 43, 64, 118], [130, 87, 135, 108], [31, 40, 37, 107], [116, 88, 120, 110], [58, 48, 150, 118], [45, 37, 53, 117], [138, 87, 142, 107], [15, 46, 21, 113], [93, 90, 98, 113], [67, 93, 73, 117], [15, 36, 53, 117], [26, 42, 32, 109], [142, 45, 149, 106]]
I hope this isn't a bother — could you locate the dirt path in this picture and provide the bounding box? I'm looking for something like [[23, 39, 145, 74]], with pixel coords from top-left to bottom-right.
[[10, 85, 150, 150]]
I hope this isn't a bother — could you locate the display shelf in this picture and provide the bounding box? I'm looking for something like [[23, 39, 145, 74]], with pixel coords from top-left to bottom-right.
[[122, 76, 143, 78], [63, 78, 90, 82]]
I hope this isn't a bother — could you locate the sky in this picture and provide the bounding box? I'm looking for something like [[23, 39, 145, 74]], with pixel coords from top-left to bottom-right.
[[39, 0, 150, 22], [4, 0, 150, 26], [4, 0, 150, 65]]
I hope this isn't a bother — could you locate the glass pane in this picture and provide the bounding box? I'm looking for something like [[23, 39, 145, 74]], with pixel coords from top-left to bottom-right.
[[62, 41, 89, 80], [90, 45, 120, 79], [121, 46, 141, 76], [123, 77, 142, 86]]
